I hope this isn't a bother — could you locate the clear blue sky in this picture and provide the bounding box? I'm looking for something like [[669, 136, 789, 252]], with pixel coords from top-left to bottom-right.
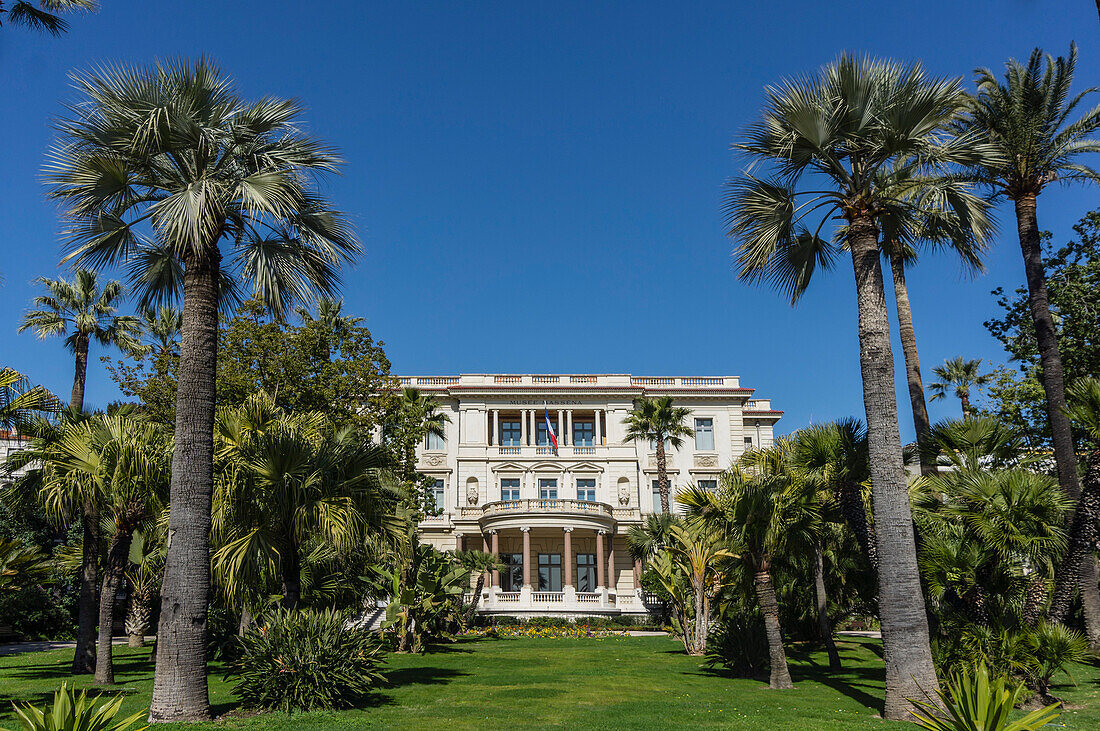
[[1, 1, 1096, 440]]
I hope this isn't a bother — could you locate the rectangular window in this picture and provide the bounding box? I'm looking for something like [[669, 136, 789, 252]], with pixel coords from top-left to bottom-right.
[[500, 420, 521, 447], [576, 478, 596, 502], [694, 418, 714, 451], [573, 421, 594, 447], [500, 478, 520, 501], [698, 479, 718, 492], [744, 436, 754, 450], [652, 479, 667, 511], [538, 479, 558, 500], [501, 553, 523, 592], [425, 430, 445, 451], [649, 437, 672, 451], [538, 553, 562, 592], [576, 553, 597, 592], [537, 420, 557, 447], [430, 479, 445, 511]]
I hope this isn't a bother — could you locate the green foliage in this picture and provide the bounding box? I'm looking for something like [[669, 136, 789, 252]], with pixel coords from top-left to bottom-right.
[[984, 210, 1100, 449], [373, 540, 469, 652], [0, 369, 59, 432], [0, 1, 97, 37], [227, 608, 384, 714], [704, 601, 770, 678], [1, 681, 146, 731], [909, 662, 1061, 731], [0, 538, 52, 593]]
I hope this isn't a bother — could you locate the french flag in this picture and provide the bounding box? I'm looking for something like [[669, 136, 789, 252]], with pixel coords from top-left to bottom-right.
[[543, 405, 558, 453]]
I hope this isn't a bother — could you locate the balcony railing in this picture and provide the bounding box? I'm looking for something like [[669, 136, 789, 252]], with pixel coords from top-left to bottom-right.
[[480, 499, 614, 518]]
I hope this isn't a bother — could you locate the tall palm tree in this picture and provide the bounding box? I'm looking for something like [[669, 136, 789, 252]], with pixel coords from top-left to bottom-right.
[[929, 357, 991, 418], [0, 0, 95, 35], [622, 396, 693, 514], [44, 412, 170, 685], [389, 387, 450, 479], [876, 176, 992, 474], [19, 270, 143, 412], [724, 55, 992, 718], [141, 306, 183, 357], [1051, 378, 1100, 626], [960, 45, 1100, 636], [46, 60, 359, 721]]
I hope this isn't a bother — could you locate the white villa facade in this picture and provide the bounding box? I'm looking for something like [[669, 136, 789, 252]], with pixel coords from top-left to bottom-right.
[[403, 374, 782, 617]]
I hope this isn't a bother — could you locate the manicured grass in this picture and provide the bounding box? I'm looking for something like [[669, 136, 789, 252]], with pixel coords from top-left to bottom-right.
[[1, 636, 1099, 729]]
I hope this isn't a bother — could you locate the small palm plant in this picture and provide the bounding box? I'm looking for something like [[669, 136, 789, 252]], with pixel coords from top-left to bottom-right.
[[2, 681, 147, 731], [909, 662, 1060, 731], [930, 357, 992, 418], [622, 397, 693, 513]]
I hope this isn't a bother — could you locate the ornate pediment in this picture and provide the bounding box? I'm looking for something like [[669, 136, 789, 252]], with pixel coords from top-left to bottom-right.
[[693, 454, 719, 468], [421, 453, 447, 467]]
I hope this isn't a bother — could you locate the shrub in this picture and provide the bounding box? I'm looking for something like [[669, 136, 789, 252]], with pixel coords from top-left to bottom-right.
[[909, 662, 1060, 731], [227, 608, 384, 713], [704, 608, 769, 678], [4, 681, 146, 731]]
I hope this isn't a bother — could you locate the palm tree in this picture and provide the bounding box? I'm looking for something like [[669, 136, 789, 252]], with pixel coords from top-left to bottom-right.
[[0, 368, 59, 431], [141, 306, 183, 357], [960, 45, 1100, 636], [1051, 378, 1100, 626], [876, 176, 992, 474], [124, 530, 165, 648], [212, 393, 393, 612], [5, 410, 101, 675], [46, 60, 359, 721], [622, 397, 693, 514], [296, 296, 361, 360], [723, 55, 992, 718], [389, 387, 450, 479], [43, 413, 170, 684], [19, 270, 143, 412], [456, 550, 501, 624], [681, 458, 819, 689], [790, 419, 876, 573], [929, 357, 991, 418], [0, 0, 95, 35]]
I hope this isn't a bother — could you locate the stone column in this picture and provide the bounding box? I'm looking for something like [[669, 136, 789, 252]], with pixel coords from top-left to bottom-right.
[[557, 410, 563, 446], [607, 533, 616, 597], [490, 531, 499, 587], [595, 409, 602, 445], [596, 530, 606, 591], [566, 410, 573, 446], [492, 410, 499, 446], [521, 528, 532, 589], [563, 527, 576, 604], [520, 410, 527, 446]]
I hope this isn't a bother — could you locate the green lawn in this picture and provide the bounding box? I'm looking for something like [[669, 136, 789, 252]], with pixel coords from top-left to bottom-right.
[[1, 636, 1099, 730]]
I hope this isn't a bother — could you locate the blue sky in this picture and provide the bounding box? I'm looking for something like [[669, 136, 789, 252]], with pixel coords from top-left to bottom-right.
[[0, 1, 1096, 440]]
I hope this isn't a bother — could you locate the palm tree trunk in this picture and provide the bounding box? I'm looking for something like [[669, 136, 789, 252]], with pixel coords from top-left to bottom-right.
[[813, 546, 841, 672], [238, 606, 252, 637], [126, 592, 149, 648], [95, 529, 134, 685], [847, 216, 938, 719], [1014, 194, 1100, 642], [687, 573, 707, 656], [839, 480, 878, 574], [71, 333, 88, 412], [889, 253, 935, 476], [72, 505, 99, 674], [959, 392, 971, 419], [656, 440, 670, 514], [464, 573, 486, 625], [754, 567, 793, 689], [281, 538, 301, 610], [1050, 449, 1100, 630], [150, 250, 220, 723]]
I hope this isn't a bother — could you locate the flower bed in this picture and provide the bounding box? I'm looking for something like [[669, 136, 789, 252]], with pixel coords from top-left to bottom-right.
[[458, 624, 628, 639]]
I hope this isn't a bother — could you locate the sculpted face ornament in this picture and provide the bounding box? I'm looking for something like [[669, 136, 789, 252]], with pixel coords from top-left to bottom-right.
[[466, 480, 479, 505], [618, 480, 631, 506]]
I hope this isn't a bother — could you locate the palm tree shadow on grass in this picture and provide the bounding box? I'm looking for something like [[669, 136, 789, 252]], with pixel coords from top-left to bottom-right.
[[382, 667, 468, 688]]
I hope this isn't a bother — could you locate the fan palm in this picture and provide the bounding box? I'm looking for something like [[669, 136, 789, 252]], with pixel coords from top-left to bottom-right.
[[43, 412, 170, 684], [960, 45, 1100, 636], [141, 305, 182, 357], [46, 59, 359, 720], [388, 388, 450, 478], [124, 528, 165, 648], [19, 270, 143, 412], [929, 357, 991, 418], [680, 459, 819, 688], [211, 393, 394, 612], [296, 296, 361, 360], [0, 368, 60, 432], [0, 0, 96, 35], [456, 550, 502, 624], [723, 55, 992, 717], [622, 396, 693, 513]]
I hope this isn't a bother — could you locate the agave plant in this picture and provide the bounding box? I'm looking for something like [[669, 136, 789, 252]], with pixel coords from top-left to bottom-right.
[[909, 662, 1060, 731], [2, 682, 146, 731]]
